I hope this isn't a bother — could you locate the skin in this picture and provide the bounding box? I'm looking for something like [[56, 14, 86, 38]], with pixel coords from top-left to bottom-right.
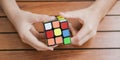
[[60, 0, 117, 46], [0, 0, 117, 51]]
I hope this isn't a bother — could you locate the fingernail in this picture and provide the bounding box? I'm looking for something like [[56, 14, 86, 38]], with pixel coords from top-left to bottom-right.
[[48, 47, 54, 51], [60, 12, 69, 17], [50, 16, 56, 21], [59, 12, 64, 15], [78, 42, 82, 46]]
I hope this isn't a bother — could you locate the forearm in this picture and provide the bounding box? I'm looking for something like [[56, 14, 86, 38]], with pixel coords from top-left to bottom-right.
[[0, 0, 21, 22], [89, 0, 117, 22]]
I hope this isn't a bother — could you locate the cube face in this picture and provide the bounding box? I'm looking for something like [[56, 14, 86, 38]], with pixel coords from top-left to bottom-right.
[[62, 29, 70, 37], [52, 21, 60, 28], [44, 22, 52, 30], [46, 30, 54, 38], [61, 22, 68, 29], [57, 16, 65, 20], [64, 37, 71, 45], [55, 36, 63, 44], [54, 28, 62, 36], [47, 38, 55, 46], [44, 16, 71, 46]]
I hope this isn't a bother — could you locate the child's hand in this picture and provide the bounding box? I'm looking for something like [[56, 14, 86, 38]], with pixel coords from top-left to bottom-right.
[[60, 8, 99, 46], [11, 10, 56, 51]]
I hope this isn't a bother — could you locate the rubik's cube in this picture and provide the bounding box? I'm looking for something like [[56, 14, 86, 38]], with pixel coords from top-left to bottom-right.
[[44, 16, 71, 46]]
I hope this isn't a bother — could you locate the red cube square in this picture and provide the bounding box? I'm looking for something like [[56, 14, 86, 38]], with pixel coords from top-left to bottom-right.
[[46, 30, 54, 38], [61, 22, 68, 29]]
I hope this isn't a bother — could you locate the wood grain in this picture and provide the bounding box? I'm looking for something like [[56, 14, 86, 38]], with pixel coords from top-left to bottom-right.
[[0, 18, 16, 32], [0, 1, 119, 60], [16, 0, 119, 2], [16, 0, 95, 1], [0, 2, 92, 16], [0, 16, 120, 32], [0, 1, 120, 16], [0, 50, 120, 60], [98, 16, 120, 31], [0, 32, 120, 49]]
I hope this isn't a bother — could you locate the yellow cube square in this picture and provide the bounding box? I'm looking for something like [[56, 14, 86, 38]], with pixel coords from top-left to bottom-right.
[[57, 16, 65, 20], [54, 28, 62, 36]]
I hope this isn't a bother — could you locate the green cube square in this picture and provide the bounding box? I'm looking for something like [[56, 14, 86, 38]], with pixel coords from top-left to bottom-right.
[[64, 37, 71, 45]]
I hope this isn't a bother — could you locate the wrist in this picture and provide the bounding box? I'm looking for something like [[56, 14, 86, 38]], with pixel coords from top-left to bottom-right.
[[86, 5, 103, 22], [1, 0, 21, 21], [7, 9, 22, 21]]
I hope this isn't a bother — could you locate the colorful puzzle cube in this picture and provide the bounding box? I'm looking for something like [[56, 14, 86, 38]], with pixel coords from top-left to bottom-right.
[[44, 16, 71, 46]]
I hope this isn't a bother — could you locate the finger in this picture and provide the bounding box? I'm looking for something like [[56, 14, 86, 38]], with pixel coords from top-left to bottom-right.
[[29, 27, 57, 49], [60, 12, 83, 31], [71, 35, 79, 46], [30, 25, 40, 38], [23, 30, 54, 51], [69, 23, 77, 36], [48, 16, 56, 21], [60, 12, 74, 18], [71, 25, 91, 46], [78, 31, 96, 46], [67, 18, 83, 31], [31, 14, 56, 23], [33, 22, 44, 32], [30, 24, 58, 48], [31, 25, 46, 39], [51, 45, 58, 48], [36, 15, 56, 22]]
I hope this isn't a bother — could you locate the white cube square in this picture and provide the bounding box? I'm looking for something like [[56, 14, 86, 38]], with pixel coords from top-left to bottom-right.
[[45, 22, 52, 30]]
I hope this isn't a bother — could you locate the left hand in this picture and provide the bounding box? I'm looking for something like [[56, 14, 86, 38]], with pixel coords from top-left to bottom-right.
[[9, 10, 56, 51]]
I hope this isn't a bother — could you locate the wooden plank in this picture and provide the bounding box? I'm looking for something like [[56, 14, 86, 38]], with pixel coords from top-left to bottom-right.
[[0, 34, 32, 49], [98, 16, 120, 31], [0, 50, 120, 60], [0, 16, 120, 32], [15, 0, 119, 2], [108, 1, 120, 15], [0, 18, 16, 32], [0, 32, 120, 49], [0, 1, 120, 16], [0, 2, 92, 16], [17, 0, 119, 2], [16, 0, 95, 1]]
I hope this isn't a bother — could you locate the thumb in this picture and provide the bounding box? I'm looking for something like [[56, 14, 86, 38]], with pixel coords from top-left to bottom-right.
[[71, 25, 91, 46], [35, 14, 56, 22], [59, 12, 73, 18]]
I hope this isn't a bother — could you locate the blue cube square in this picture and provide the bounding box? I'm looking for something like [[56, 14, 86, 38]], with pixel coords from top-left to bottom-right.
[[62, 29, 70, 37]]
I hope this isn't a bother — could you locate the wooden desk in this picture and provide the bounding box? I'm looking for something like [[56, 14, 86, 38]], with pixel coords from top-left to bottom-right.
[[0, 0, 120, 60]]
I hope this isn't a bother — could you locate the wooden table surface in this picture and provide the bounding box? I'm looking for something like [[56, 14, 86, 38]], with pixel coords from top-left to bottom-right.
[[0, 0, 120, 60]]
